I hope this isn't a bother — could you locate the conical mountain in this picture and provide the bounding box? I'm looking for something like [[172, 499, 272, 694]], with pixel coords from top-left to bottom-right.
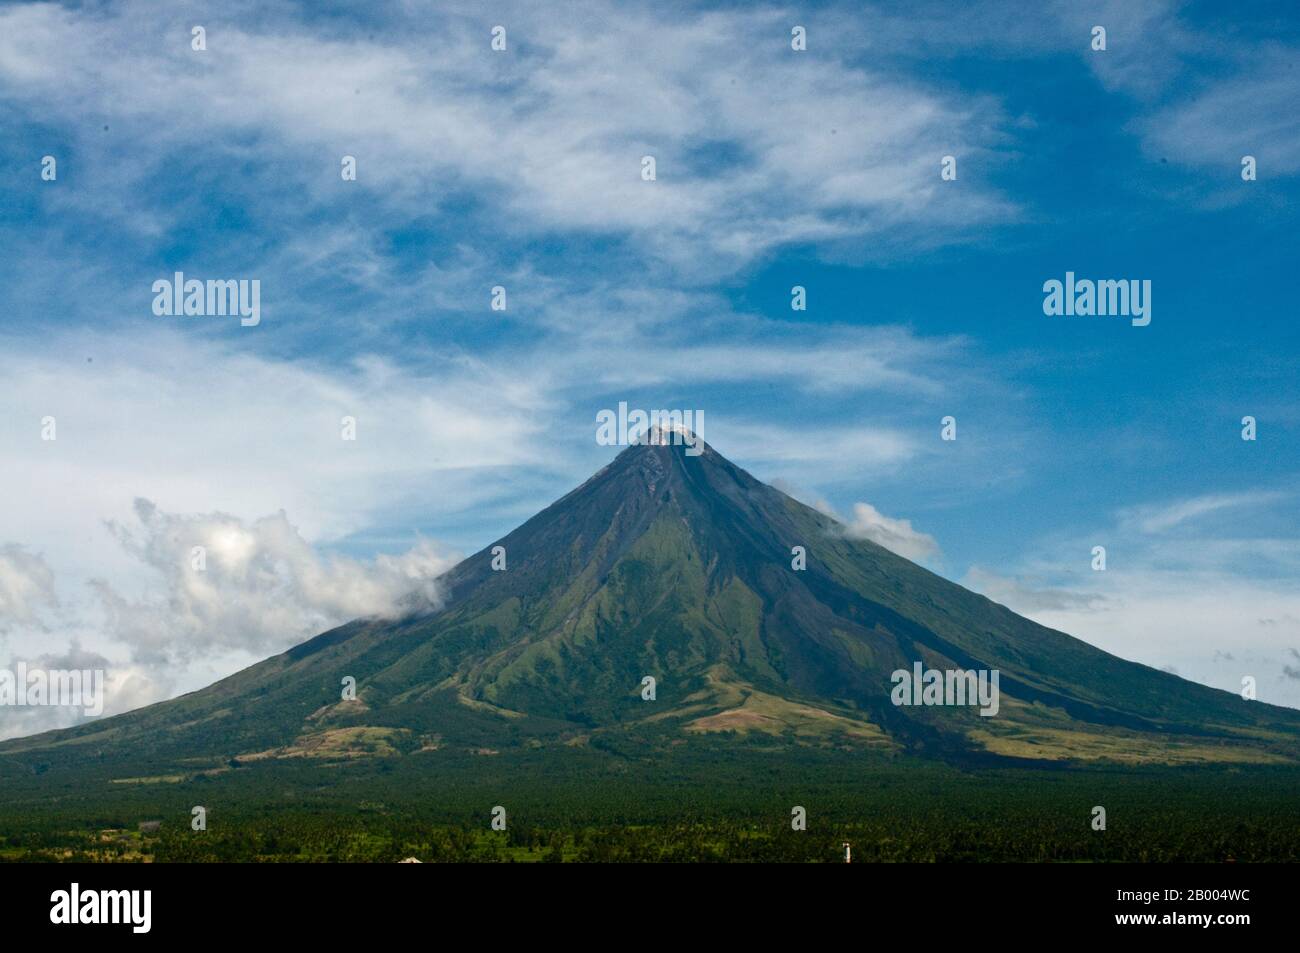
[[5, 432, 1299, 770]]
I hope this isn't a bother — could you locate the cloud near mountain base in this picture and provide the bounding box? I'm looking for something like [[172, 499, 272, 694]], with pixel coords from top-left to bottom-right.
[[91, 499, 453, 666]]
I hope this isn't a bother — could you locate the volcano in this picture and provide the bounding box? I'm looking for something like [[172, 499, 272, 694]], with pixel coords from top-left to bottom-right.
[[5, 433, 1299, 770]]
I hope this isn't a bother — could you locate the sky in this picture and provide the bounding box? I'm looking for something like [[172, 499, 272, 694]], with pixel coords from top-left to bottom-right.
[[0, 0, 1297, 738]]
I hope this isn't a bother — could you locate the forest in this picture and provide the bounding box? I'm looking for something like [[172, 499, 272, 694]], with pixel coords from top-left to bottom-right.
[[2, 744, 1297, 862]]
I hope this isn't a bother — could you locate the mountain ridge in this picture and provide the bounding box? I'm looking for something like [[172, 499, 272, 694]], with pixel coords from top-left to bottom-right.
[[4, 435, 1299, 771]]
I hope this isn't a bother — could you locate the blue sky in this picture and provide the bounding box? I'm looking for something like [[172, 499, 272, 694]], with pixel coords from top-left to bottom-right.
[[0, 0, 1297, 735]]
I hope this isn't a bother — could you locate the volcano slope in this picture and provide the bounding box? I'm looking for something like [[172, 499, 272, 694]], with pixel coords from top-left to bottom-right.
[[3, 434, 1299, 782]]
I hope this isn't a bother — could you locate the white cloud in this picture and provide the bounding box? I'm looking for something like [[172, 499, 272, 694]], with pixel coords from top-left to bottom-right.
[[0, 545, 58, 634], [91, 498, 453, 665], [841, 502, 941, 561], [971, 486, 1300, 709], [0, 0, 1016, 274], [0, 328, 553, 566], [0, 642, 170, 742], [0, 312, 977, 596], [1065, 0, 1187, 99], [573, 325, 956, 397], [1028, 571, 1300, 709]]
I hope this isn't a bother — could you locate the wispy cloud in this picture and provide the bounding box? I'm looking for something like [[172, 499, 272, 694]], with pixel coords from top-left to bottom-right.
[[0, 545, 58, 634], [963, 566, 1107, 613], [1140, 50, 1300, 175], [0, 0, 1017, 280], [1119, 490, 1290, 534], [968, 486, 1300, 708]]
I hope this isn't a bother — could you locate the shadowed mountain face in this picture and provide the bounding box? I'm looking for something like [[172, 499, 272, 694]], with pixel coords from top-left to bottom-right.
[[5, 435, 1300, 769]]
